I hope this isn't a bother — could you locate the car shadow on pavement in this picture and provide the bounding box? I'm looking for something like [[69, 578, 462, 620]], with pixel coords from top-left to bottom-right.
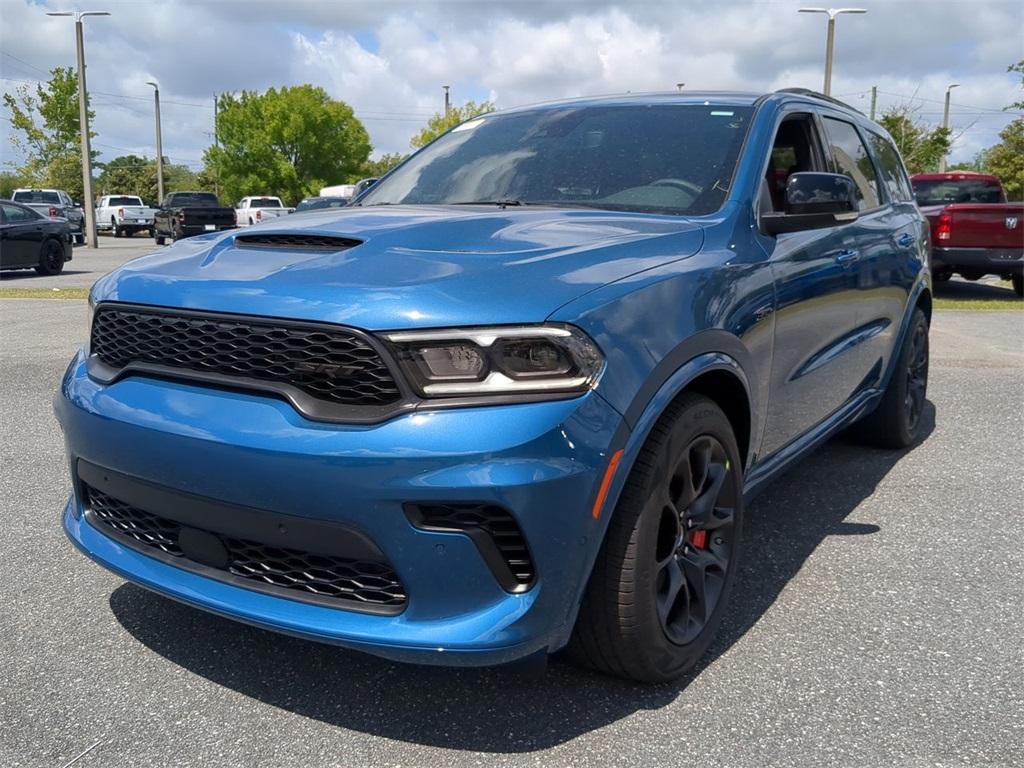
[[0, 269, 91, 281], [109, 402, 935, 753], [933, 277, 1018, 301]]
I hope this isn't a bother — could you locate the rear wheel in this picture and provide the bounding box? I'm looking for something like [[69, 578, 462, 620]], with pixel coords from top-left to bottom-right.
[[1013, 274, 1023, 298], [852, 307, 929, 448], [155, 230, 166, 245], [569, 394, 744, 682], [35, 238, 65, 275]]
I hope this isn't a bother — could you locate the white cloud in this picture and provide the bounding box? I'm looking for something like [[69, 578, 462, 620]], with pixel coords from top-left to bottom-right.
[[1, 0, 1021, 174]]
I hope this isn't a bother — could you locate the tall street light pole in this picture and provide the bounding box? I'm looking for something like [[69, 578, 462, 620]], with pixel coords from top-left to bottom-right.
[[938, 83, 959, 173], [146, 82, 164, 203], [798, 8, 866, 97], [47, 10, 109, 248]]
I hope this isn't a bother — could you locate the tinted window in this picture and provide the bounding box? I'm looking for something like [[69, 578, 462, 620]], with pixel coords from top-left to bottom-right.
[[166, 193, 220, 207], [107, 196, 143, 206], [1, 202, 39, 223], [296, 197, 350, 212], [867, 133, 913, 203], [358, 105, 754, 216], [247, 198, 282, 207], [12, 190, 61, 204], [822, 117, 880, 210], [911, 178, 1005, 206]]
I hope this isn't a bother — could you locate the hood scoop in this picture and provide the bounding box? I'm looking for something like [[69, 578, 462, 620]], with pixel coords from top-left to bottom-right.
[[233, 233, 362, 251]]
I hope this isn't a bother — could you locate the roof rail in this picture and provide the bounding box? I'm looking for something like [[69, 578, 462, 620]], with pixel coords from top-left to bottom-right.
[[774, 88, 864, 115]]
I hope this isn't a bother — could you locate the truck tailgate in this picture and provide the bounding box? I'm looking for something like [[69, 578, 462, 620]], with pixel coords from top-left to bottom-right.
[[947, 204, 1024, 248]]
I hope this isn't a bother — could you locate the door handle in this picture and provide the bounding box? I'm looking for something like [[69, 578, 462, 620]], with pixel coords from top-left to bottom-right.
[[897, 232, 914, 248], [834, 249, 860, 266]]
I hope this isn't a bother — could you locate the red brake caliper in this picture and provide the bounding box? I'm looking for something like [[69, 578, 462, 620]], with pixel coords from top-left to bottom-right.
[[689, 529, 708, 549]]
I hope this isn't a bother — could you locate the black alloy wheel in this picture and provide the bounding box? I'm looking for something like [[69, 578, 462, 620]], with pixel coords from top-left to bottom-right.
[[569, 393, 744, 682], [653, 435, 737, 645], [35, 238, 65, 275], [904, 319, 928, 435]]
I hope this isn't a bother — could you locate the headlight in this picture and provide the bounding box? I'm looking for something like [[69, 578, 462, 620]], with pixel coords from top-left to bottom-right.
[[383, 325, 604, 398]]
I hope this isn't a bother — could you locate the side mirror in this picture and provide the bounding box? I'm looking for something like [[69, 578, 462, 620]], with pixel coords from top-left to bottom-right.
[[761, 172, 859, 235]]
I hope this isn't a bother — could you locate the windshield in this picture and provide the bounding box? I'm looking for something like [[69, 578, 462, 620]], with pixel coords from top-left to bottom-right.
[[108, 196, 143, 206], [168, 193, 220, 207], [912, 178, 1005, 206], [296, 197, 350, 212], [13, 191, 60, 204], [248, 197, 282, 207], [357, 104, 753, 216]]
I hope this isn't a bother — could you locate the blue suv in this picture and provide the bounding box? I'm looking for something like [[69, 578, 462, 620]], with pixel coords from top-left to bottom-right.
[[57, 90, 930, 682]]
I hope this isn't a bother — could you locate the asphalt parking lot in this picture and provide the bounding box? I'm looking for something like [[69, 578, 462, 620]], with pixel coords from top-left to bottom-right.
[[1, 281, 1022, 766]]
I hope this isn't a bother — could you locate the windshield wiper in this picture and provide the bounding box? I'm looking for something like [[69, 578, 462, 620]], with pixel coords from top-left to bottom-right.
[[452, 199, 524, 208]]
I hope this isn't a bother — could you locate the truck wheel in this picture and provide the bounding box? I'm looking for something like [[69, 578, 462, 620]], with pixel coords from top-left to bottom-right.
[[851, 307, 929, 449], [1013, 274, 1023, 298], [35, 238, 66, 276], [248, 218, 254, 226], [155, 232, 166, 245], [74, 233, 84, 245], [148, 228, 156, 238], [172, 225, 183, 242], [568, 394, 744, 682]]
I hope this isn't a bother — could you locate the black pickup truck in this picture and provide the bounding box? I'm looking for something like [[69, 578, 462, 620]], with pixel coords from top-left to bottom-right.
[[154, 191, 236, 244]]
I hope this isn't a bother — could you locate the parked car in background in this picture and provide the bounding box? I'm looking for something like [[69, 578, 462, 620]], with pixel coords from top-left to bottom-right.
[[235, 196, 294, 226], [0, 199, 73, 275], [154, 191, 236, 244], [911, 172, 1024, 296], [11, 188, 85, 244], [294, 196, 351, 213], [59, 90, 931, 683], [320, 183, 357, 198], [96, 195, 158, 238]]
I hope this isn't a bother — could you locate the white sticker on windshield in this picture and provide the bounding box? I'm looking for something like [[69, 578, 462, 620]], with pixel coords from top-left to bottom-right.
[[452, 118, 486, 132]]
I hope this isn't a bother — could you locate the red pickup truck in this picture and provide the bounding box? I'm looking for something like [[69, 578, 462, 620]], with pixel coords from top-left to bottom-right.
[[911, 172, 1024, 296]]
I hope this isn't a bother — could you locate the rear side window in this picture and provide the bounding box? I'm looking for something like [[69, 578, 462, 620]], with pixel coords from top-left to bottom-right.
[[821, 117, 881, 210], [1, 203, 39, 223], [867, 133, 914, 203]]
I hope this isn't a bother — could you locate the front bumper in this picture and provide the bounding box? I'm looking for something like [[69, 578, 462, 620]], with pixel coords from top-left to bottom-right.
[[56, 347, 625, 666], [931, 246, 1023, 276]]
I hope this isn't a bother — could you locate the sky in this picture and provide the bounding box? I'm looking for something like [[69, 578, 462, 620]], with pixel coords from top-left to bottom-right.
[[1, 0, 1022, 180]]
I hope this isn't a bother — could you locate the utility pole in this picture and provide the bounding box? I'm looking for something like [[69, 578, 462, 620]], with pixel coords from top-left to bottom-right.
[[443, 85, 451, 117], [939, 83, 959, 173], [676, 82, 685, 91], [798, 8, 867, 96], [213, 93, 220, 197], [146, 82, 164, 203], [869, 85, 877, 121], [47, 10, 109, 248]]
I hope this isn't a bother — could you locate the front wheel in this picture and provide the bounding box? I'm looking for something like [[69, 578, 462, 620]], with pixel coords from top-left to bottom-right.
[[569, 393, 744, 682], [852, 307, 929, 448], [35, 238, 66, 275]]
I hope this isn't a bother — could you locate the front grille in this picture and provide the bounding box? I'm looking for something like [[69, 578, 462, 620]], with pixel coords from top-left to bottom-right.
[[234, 233, 360, 250], [87, 486, 407, 609], [407, 502, 535, 591], [91, 305, 402, 410]]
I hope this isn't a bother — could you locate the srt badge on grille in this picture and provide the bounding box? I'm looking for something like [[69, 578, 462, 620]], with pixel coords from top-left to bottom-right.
[[293, 361, 363, 379]]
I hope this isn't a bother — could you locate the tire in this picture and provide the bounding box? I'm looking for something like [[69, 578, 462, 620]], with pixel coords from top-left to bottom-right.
[[148, 228, 156, 238], [155, 232, 166, 245], [112, 218, 121, 237], [73, 233, 84, 245], [568, 393, 744, 682], [248, 218, 254, 226], [851, 307, 929, 449], [1013, 274, 1023, 298], [35, 238, 66, 275], [933, 271, 951, 283], [172, 224, 183, 242]]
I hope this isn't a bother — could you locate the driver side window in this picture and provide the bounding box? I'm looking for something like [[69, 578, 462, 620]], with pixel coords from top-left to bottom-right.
[[763, 114, 825, 212]]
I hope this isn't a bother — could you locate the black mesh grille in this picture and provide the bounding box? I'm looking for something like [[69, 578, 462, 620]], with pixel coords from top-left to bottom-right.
[[234, 233, 360, 250], [87, 486, 406, 608], [91, 306, 401, 408], [409, 502, 535, 589]]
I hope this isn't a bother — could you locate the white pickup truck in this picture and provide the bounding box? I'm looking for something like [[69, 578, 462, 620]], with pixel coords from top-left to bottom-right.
[[96, 195, 158, 237], [234, 196, 294, 226]]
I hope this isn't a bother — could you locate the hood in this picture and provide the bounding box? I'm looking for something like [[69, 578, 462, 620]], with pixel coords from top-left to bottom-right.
[[96, 205, 704, 330]]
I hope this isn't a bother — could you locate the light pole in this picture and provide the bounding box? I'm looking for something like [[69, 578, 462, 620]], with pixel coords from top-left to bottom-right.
[[798, 8, 866, 96], [443, 85, 451, 117], [146, 82, 164, 203], [676, 82, 686, 91], [47, 10, 109, 248], [938, 83, 959, 173]]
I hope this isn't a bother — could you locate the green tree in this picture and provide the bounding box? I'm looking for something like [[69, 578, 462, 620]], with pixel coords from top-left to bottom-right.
[[1008, 60, 1024, 111], [361, 152, 406, 178], [986, 118, 1024, 201], [0, 170, 28, 199], [3, 67, 96, 201], [878, 105, 952, 174], [96, 154, 158, 201], [410, 101, 495, 149], [203, 85, 370, 206]]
